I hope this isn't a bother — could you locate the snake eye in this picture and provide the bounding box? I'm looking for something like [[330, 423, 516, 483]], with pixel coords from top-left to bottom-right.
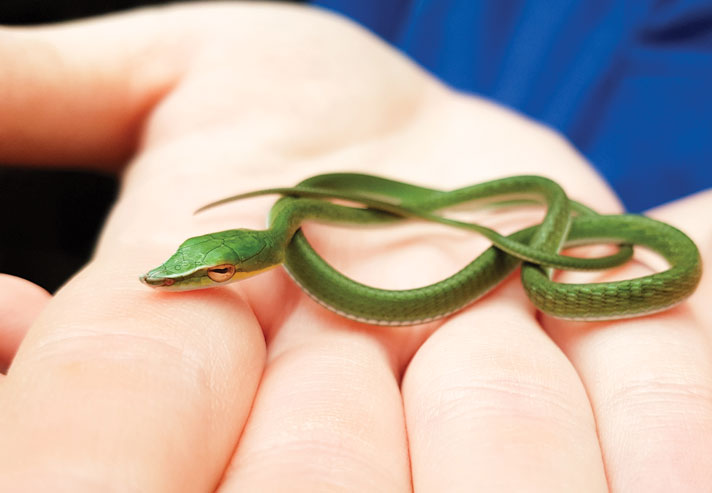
[[207, 264, 236, 283]]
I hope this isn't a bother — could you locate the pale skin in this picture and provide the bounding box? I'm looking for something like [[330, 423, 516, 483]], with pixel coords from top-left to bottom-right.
[[1, 3, 711, 491]]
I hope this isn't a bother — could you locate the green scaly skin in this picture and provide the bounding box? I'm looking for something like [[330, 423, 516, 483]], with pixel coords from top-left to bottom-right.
[[140, 173, 702, 325]]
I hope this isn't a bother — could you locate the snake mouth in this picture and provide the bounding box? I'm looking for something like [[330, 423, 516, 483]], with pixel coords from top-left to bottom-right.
[[139, 274, 175, 288]]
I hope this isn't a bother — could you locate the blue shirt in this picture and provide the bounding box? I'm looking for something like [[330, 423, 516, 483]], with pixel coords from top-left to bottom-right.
[[313, 0, 712, 211]]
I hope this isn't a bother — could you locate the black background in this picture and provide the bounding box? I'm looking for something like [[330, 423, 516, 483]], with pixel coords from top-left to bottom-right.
[[0, 0, 304, 292]]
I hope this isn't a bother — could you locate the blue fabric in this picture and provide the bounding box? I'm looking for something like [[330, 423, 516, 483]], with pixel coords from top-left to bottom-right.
[[312, 0, 712, 211]]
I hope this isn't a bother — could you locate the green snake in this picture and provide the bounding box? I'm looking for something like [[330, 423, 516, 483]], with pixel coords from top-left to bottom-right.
[[140, 173, 702, 325]]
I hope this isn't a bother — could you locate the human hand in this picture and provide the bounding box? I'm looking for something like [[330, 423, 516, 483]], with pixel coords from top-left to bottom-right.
[[1, 4, 710, 491]]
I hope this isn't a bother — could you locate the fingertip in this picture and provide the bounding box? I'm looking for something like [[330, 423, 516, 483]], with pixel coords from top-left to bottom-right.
[[0, 274, 51, 373]]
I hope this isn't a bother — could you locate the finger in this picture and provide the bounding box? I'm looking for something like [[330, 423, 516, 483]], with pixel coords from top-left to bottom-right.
[[403, 280, 608, 491], [0, 274, 50, 373], [544, 190, 712, 491], [0, 9, 183, 167], [218, 291, 413, 492], [0, 255, 266, 490]]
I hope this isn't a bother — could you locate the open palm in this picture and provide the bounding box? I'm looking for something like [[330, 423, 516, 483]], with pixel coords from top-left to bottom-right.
[[1, 4, 711, 491]]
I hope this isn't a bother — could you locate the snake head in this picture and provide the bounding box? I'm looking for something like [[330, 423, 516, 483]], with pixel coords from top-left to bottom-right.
[[140, 229, 278, 291]]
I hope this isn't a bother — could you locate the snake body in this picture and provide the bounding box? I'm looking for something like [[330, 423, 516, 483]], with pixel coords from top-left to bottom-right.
[[140, 174, 701, 325]]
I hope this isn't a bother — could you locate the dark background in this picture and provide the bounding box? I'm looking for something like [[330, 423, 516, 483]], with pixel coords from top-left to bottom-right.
[[0, 0, 304, 292]]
